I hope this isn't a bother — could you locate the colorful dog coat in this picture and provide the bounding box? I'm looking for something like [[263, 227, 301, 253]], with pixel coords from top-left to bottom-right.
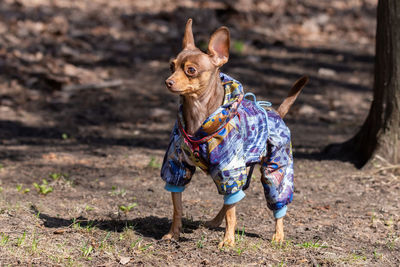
[[161, 73, 293, 218]]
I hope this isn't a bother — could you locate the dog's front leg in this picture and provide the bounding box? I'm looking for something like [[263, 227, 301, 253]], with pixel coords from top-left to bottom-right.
[[272, 217, 284, 243], [162, 192, 182, 240], [218, 204, 236, 248]]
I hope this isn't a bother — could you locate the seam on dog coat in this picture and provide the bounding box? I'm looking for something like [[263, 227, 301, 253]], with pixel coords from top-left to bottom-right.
[[161, 73, 294, 211]]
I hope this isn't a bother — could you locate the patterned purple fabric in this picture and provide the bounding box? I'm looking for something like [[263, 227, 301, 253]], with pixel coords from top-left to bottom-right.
[[161, 73, 294, 211]]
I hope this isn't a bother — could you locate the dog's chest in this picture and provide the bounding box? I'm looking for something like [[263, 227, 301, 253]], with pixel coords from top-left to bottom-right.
[[178, 99, 273, 173]]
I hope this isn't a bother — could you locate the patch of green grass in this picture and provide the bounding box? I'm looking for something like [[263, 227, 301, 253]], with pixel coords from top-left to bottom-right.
[[272, 239, 293, 250], [138, 243, 152, 251], [70, 218, 95, 232], [31, 233, 39, 253], [196, 235, 205, 249], [34, 211, 41, 219], [33, 179, 53, 195], [336, 251, 369, 264], [85, 221, 95, 232], [236, 247, 245, 256], [385, 232, 399, 250], [109, 186, 126, 197], [119, 233, 124, 241], [373, 249, 382, 260], [130, 237, 143, 249], [16, 231, 26, 247], [147, 156, 161, 169], [0, 233, 10, 246], [0, 163, 3, 169], [81, 242, 93, 260], [119, 203, 137, 213], [250, 240, 262, 251], [49, 173, 73, 187], [49, 173, 62, 180], [16, 184, 30, 194], [225, 227, 247, 255], [99, 232, 111, 250], [71, 218, 82, 229], [50, 173, 62, 180], [235, 226, 245, 243], [296, 240, 328, 249], [49, 255, 63, 264], [351, 253, 366, 261], [85, 205, 94, 211], [370, 210, 377, 225]]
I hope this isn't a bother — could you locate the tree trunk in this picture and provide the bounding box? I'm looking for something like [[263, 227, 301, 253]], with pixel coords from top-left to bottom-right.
[[348, 0, 400, 168]]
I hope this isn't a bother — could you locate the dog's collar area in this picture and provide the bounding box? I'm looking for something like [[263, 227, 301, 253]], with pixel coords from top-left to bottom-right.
[[177, 73, 244, 142], [177, 110, 240, 145]]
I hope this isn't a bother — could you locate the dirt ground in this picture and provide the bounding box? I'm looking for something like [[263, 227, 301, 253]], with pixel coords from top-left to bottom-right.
[[1, 0, 399, 266]]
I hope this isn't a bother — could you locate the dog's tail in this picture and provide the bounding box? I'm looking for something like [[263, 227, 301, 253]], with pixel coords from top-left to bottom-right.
[[277, 76, 309, 118]]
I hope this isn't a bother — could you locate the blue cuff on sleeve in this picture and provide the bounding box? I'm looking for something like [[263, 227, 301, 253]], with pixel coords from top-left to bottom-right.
[[223, 190, 245, 205], [273, 205, 287, 219], [164, 183, 185, 193]]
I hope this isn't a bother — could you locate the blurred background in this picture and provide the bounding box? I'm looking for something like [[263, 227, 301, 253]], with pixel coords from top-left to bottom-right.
[[0, 0, 376, 153]]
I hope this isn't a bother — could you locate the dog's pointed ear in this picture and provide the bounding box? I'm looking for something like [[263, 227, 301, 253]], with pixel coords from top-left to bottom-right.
[[208, 26, 230, 67], [182, 18, 195, 49]]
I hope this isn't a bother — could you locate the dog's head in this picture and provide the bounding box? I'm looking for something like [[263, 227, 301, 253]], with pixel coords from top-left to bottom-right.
[[165, 19, 230, 96]]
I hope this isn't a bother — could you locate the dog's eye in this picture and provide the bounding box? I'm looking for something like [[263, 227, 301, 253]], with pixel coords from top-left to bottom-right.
[[186, 66, 196, 76], [170, 62, 175, 73]]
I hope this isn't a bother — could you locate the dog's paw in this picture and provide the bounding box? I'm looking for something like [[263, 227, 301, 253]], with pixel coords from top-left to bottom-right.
[[162, 231, 180, 241], [218, 236, 235, 248], [204, 218, 223, 228], [272, 232, 284, 243]]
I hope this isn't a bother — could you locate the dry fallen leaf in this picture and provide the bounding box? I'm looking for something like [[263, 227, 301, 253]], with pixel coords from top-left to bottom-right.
[[119, 256, 131, 265], [53, 229, 67, 235]]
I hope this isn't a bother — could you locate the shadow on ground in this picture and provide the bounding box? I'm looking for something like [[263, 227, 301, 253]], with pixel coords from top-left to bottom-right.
[[31, 205, 261, 240]]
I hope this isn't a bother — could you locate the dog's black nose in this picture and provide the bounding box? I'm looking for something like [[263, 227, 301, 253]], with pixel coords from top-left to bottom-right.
[[165, 79, 174, 88]]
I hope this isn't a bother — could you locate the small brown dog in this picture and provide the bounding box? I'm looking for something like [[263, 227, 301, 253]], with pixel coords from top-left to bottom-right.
[[161, 19, 307, 247]]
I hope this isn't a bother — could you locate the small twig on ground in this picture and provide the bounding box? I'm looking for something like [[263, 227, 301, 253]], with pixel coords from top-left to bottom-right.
[[370, 165, 400, 174], [370, 154, 400, 175], [375, 154, 391, 164]]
